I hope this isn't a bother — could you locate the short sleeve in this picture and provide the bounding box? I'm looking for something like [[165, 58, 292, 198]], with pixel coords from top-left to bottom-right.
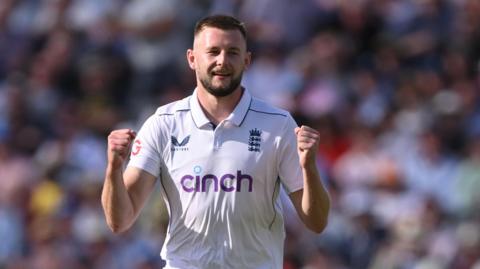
[[127, 115, 162, 177], [277, 114, 304, 194]]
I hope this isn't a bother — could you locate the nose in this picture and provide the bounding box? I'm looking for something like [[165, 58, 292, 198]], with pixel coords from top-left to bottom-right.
[[216, 50, 229, 67]]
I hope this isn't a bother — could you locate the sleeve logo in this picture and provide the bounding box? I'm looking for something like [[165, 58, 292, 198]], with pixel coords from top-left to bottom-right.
[[131, 140, 142, 156]]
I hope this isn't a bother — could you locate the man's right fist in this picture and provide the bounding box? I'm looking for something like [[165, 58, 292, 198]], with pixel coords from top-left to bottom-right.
[[107, 129, 136, 169]]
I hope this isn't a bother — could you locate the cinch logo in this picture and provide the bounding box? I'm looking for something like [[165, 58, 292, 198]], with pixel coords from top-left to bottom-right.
[[180, 166, 253, 193], [171, 135, 190, 151]]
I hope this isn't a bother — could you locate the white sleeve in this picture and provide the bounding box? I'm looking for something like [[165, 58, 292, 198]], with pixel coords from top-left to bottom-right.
[[127, 115, 162, 178], [277, 114, 304, 194]]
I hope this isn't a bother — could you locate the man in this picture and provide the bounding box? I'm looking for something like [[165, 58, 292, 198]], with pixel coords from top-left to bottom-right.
[[102, 14, 330, 269]]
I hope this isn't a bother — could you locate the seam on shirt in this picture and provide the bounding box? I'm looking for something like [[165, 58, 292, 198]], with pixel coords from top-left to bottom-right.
[[158, 108, 190, 117], [269, 177, 281, 230], [159, 178, 173, 231], [248, 109, 288, 117]]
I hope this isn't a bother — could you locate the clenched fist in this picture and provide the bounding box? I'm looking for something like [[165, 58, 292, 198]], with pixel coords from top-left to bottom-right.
[[107, 129, 136, 169], [295, 125, 320, 169]]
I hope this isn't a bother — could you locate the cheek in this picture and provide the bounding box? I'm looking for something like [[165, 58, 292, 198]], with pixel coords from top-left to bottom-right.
[[198, 57, 214, 70], [234, 58, 247, 69], [196, 65, 211, 78]]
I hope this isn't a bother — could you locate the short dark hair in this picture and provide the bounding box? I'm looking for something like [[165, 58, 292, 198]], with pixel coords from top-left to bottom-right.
[[194, 14, 247, 41]]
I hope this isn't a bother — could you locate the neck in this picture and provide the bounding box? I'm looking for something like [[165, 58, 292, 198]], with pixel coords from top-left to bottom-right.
[[196, 87, 243, 125]]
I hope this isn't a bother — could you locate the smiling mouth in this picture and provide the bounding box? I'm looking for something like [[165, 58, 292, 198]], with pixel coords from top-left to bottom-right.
[[213, 73, 230, 77], [211, 70, 232, 77]]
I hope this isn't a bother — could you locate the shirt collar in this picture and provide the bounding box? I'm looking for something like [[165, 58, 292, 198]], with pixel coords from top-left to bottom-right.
[[227, 88, 252, 126], [189, 88, 252, 128]]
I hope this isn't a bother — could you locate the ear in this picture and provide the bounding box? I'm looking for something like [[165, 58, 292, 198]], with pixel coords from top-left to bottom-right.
[[186, 49, 195, 70], [244, 51, 252, 70]]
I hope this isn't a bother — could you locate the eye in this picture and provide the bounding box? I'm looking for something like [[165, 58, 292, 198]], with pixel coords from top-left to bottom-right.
[[207, 49, 219, 55], [228, 50, 240, 55]]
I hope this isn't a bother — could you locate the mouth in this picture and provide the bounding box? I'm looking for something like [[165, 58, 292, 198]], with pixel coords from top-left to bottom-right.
[[211, 70, 232, 78]]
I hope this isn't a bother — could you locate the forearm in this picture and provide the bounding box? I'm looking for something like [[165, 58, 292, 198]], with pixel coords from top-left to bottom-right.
[[101, 165, 136, 233], [300, 163, 330, 233]]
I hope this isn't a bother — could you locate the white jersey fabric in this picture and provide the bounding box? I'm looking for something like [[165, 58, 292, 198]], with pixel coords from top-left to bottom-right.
[[128, 89, 303, 269]]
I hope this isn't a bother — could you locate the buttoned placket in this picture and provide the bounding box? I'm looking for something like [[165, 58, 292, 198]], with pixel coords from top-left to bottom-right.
[[212, 121, 225, 151]]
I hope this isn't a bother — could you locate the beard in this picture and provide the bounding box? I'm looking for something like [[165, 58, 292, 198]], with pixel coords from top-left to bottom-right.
[[199, 71, 243, 97]]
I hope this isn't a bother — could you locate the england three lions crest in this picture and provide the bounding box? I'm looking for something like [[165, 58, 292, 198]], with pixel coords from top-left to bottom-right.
[[248, 128, 262, 152]]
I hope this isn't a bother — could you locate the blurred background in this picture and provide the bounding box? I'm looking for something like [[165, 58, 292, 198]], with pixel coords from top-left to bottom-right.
[[0, 0, 480, 268]]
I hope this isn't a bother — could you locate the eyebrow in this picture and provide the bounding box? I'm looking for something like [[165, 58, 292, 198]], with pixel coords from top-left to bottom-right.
[[205, 46, 241, 52]]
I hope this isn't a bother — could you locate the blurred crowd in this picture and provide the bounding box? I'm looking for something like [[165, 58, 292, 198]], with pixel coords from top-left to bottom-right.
[[0, 0, 480, 268]]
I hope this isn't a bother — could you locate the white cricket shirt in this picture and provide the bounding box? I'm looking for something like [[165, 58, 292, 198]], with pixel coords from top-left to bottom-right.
[[128, 89, 303, 269]]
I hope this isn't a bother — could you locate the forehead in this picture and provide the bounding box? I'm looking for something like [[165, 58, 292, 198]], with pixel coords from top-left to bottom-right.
[[194, 27, 247, 50]]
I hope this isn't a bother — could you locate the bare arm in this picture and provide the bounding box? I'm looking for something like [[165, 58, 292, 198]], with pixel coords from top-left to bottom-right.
[[289, 126, 330, 233], [101, 129, 157, 233]]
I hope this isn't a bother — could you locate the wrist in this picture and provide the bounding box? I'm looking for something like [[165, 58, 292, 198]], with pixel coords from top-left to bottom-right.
[[107, 162, 124, 175], [301, 159, 317, 171]]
